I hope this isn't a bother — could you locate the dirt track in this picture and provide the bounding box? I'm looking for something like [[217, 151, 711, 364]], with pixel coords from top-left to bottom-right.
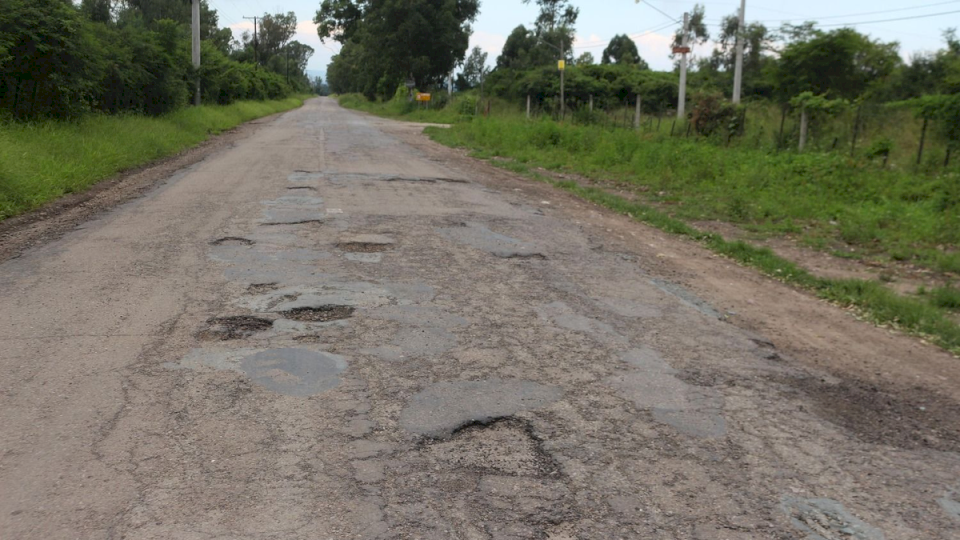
[[1, 97, 958, 539]]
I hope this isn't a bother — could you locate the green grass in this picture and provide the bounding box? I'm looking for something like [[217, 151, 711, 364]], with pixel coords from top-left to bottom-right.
[[426, 120, 960, 355], [0, 96, 310, 221], [427, 116, 960, 274], [930, 286, 960, 311]]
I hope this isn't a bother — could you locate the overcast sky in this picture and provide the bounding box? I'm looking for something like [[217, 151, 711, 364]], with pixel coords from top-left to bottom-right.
[[208, 0, 960, 78]]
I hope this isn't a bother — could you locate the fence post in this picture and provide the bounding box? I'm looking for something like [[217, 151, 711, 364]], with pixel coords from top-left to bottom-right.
[[850, 105, 862, 157], [634, 95, 642, 130], [777, 106, 787, 150], [917, 118, 928, 165], [526, 94, 531, 120], [945, 146, 952, 168], [589, 94, 594, 112], [798, 106, 809, 152]]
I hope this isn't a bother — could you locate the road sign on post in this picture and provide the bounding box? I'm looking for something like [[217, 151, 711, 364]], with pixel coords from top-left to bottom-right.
[[415, 93, 431, 102], [558, 60, 566, 71]]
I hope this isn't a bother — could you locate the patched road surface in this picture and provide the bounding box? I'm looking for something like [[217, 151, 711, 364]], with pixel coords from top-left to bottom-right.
[[2, 98, 958, 539]]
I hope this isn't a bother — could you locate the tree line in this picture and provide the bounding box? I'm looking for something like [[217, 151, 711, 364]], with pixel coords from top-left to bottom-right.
[[0, 0, 316, 120]]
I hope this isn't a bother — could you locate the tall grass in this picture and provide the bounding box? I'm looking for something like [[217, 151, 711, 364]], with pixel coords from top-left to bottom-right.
[[0, 96, 308, 221], [428, 116, 960, 273]]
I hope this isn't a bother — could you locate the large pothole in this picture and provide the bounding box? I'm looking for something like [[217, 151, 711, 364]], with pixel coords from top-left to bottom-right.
[[211, 237, 254, 246], [197, 315, 273, 340], [338, 242, 391, 253], [281, 305, 355, 322], [424, 417, 560, 478]]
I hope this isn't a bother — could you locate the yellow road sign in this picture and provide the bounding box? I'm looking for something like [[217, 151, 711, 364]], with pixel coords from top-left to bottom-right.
[[415, 93, 432, 102], [558, 60, 566, 71]]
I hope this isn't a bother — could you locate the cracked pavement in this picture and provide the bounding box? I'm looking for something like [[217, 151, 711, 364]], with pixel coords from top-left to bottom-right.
[[1, 97, 958, 539]]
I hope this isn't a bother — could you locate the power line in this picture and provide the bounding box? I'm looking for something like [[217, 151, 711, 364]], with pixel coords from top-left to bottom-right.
[[574, 20, 678, 50], [817, 9, 960, 27], [638, 1, 680, 24], [737, 0, 960, 24]]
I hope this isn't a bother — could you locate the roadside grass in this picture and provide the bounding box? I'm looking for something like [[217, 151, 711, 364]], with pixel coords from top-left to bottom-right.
[[426, 116, 960, 274], [426, 122, 960, 355], [929, 285, 960, 311], [0, 96, 309, 221], [337, 93, 465, 124]]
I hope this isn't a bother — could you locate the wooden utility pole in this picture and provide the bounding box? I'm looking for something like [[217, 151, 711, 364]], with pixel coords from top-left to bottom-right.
[[677, 13, 690, 120], [798, 106, 809, 152], [244, 16, 259, 69], [732, 0, 746, 104], [192, 0, 201, 106]]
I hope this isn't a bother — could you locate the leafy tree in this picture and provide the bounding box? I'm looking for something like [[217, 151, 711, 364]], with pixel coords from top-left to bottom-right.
[[776, 27, 901, 101], [601, 34, 647, 69], [576, 52, 595, 66], [670, 3, 709, 64], [316, 0, 480, 97], [459, 46, 488, 90], [259, 12, 298, 63], [497, 25, 538, 69], [80, 0, 111, 23]]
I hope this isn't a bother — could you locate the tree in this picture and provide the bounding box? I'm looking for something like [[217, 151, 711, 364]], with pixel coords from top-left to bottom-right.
[[601, 34, 647, 69], [776, 27, 901, 101], [259, 12, 297, 63], [315, 0, 480, 98], [670, 3, 709, 64], [497, 25, 538, 69], [576, 52, 595, 66], [80, 0, 111, 23], [459, 46, 488, 90]]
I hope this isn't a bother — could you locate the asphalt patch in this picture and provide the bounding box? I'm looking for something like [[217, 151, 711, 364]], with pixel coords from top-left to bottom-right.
[[211, 237, 254, 246], [780, 374, 960, 452], [281, 305, 355, 322], [197, 316, 273, 341]]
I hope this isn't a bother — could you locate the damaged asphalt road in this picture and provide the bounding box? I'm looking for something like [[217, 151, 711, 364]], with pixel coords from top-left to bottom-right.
[[1, 97, 958, 539]]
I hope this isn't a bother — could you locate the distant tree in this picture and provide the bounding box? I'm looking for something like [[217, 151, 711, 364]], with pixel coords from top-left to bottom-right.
[[776, 27, 901, 101], [316, 0, 480, 97], [459, 46, 488, 90], [576, 52, 595, 66], [601, 34, 647, 69], [497, 25, 538, 69], [80, 0, 111, 23], [259, 12, 297, 63]]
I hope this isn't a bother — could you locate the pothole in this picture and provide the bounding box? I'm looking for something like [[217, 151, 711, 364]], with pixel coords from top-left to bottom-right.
[[197, 316, 273, 340], [293, 334, 324, 343], [781, 497, 885, 540], [261, 220, 324, 226], [247, 282, 280, 294], [338, 242, 391, 253], [424, 417, 560, 478], [287, 186, 317, 191], [494, 251, 546, 260], [211, 237, 254, 246], [281, 305, 355, 322]]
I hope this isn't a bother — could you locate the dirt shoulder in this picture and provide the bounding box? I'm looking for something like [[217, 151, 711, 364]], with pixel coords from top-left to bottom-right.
[[384, 120, 960, 405], [0, 113, 285, 264]]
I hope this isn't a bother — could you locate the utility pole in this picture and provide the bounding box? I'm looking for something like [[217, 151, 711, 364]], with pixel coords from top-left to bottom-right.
[[244, 16, 259, 69], [677, 12, 690, 121], [732, 0, 746, 104], [560, 40, 565, 122], [192, 0, 201, 106]]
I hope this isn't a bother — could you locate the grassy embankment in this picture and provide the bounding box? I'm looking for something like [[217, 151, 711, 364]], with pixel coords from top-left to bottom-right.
[[0, 96, 311, 221], [423, 116, 960, 355]]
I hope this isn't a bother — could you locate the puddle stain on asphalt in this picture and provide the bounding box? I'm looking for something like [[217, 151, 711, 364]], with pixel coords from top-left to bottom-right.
[[650, 279, 723, 320], [607, 348, 727, 438], [940, 489, 960, 522], [169, 347, 348, 397], [781, 497, 885, 540], [436, 221, 543, 259], [399, 379, 562, 438], [239, 348, 347, 397]]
